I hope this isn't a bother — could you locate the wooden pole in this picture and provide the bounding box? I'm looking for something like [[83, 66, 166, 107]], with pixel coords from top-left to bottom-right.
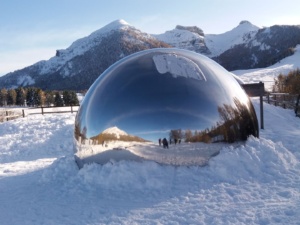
[[260, 95, 264, 130]]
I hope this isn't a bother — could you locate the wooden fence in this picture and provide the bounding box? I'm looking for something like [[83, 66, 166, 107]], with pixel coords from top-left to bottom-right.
[[2, 92, 300, 123], [264, 93, 300, 117], [0, 105, 79, 122]]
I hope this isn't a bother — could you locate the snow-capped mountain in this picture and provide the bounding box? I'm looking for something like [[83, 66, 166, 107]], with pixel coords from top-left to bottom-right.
[[39, 20, 133, 76], [1, 19, 300, 90], [154, 25, 210, 54], [205, 20, 260, 57], [92, 126, 147, 143], [102, 126, 128, 139], [212, 23, 300, 70], [0, 20, 170, 90]]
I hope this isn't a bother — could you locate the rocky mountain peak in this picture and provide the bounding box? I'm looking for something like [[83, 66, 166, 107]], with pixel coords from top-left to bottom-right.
[[239, 20, 252, 25], [175, 25, 204, 36]]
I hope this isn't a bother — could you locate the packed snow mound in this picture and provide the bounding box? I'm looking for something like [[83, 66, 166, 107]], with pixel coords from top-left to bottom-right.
[[208, 136, 298, 183], [42, 134, 298, 192]]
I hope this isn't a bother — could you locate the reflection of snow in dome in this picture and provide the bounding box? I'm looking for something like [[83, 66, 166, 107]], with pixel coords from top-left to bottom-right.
[[153, 54, 206, 80], [74, 48, 259, 168]]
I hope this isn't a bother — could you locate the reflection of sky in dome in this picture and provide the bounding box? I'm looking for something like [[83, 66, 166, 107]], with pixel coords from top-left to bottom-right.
[[84, 68, 221, 140]]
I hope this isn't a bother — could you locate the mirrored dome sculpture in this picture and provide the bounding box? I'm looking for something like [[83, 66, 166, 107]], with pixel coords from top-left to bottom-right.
[[74, 48, 259, 168]]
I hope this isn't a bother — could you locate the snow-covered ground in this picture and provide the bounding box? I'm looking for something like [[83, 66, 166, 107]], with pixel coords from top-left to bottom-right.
[[0, 97, 299, 224], [1, 43, 300, 224]]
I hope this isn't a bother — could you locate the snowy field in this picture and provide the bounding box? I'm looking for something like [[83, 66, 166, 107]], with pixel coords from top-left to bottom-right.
[[0, 97, 299, 225]]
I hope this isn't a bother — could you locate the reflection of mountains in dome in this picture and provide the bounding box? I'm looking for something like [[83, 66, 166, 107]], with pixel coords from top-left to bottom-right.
[[91, 126, 148, 143]]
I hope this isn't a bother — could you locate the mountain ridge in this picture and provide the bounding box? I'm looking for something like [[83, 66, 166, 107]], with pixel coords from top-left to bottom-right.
[[1, 19, 300, 90]]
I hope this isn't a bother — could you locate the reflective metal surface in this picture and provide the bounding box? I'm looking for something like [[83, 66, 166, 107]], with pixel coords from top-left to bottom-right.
[[74, 48, 258, 168]]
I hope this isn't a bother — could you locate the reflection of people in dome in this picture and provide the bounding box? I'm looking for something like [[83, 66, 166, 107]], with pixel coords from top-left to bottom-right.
[[162, 138, 169, 148]]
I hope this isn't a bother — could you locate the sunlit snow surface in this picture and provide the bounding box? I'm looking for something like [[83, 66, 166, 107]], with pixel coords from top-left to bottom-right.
[[0, 99, 300, 224]]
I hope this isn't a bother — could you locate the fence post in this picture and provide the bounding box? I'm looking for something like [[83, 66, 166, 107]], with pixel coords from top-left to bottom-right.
[[260, 95, 264, 130], [295, 94, 300, 117], [71, 105, 73, 113], [6, 111, 8, 121], [22, 109, 25, 118], [41, 107, 44, 115]]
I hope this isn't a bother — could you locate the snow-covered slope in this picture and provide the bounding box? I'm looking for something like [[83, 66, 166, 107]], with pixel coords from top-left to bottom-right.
[[38, 19, 133, 76], [205, 20, 260, 57], [233, 44, 300, 90]]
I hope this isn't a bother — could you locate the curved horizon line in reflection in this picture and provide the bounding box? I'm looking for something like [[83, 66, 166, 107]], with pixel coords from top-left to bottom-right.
[[133, 129, 171, 135]]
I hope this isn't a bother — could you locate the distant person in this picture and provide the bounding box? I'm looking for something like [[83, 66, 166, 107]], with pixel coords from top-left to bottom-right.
[[179, 139, 181, 144], [158, 138, 161, 146], [162, 138, 169, 149], [174, 138, 178, 145]]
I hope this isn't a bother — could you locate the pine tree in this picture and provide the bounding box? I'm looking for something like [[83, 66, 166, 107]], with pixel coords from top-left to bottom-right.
[[7, 89, 17, 106], [54, 92, 64, 106], [0, 89, 7, 106], [15, 87, 26, 106], [35, 88, 44, 106], [62, 90, 71, 106], [25, 87, 43, 107], [69, 91, 79, 106], [26, 88, 34, 107], [44, 91, 55, 106]]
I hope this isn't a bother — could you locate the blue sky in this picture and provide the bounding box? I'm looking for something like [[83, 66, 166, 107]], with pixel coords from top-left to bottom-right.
[[1, 0, 299, 76]]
